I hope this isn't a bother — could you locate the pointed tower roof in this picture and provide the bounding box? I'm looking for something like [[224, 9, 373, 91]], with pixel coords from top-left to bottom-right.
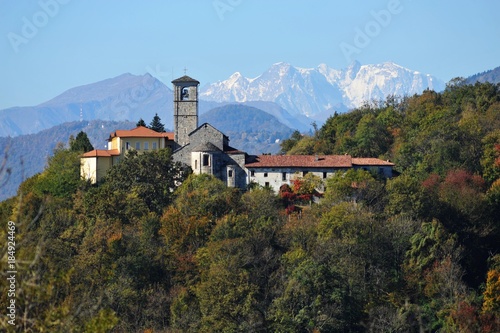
[[172, 75, 200, 84]]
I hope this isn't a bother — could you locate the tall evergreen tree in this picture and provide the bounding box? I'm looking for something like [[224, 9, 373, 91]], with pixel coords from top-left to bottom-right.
[[136, 118, 147, 127], [69, 131, 94, 153], [149, 113, 165, 132]]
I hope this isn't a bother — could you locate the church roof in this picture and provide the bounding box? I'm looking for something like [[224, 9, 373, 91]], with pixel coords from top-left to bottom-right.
[[172, 75, 200, 84], [191, 142, 221, 152], [245, 155, 353, 168], [224, 145, 245, 154], [245, 155, 395, 168], [109, 126, 174, 140], [189, 123, 229, 139]]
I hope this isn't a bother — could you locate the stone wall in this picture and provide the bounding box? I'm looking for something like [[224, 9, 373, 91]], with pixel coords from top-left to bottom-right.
[[189, 123, 227, 151]]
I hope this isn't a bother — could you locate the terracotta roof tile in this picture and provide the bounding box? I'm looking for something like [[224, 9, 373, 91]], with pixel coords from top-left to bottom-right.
[[245, 155, 353, 168], [352, 158, 395, 166], [109, 126, 174, 139], [245, 155, 396, 168], [81, 149, 120, 158]]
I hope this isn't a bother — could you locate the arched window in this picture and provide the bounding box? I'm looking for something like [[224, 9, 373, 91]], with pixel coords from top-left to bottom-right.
[[181, 87, 189, 100]]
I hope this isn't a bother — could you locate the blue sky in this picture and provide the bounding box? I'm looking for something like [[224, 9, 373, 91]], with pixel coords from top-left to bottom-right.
[[1, 0, 499, 109]]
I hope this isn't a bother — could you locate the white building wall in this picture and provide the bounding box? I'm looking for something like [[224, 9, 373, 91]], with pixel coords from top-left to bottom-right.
[[247, 167, 344, 193]]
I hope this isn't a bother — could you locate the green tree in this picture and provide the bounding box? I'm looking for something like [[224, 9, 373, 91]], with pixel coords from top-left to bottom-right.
[[69, 131, 94, 153], [240, 187, 280, 221], [136, 118, 147, 127], [403, 220, 468, 331], [354, 113, 391, 157], [33, 143, 82, 198], [385, 172, 429, 218], [286, 135, 316, 155], [280, 130, 302, 153], [197, 211, 284, 332], [319, 108, 368, 155], [481, 130, 500, 184], [322, 168, 384, 208], [482, 255, 500, 330], [149, 113, 165, 132], [268, 250, 353, 332], [195, 234, 261, 332], [104, 148, 188, 214], [159, 174, 239, 286]]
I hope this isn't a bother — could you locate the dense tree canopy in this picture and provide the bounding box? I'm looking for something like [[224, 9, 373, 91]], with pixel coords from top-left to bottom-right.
[[1, 81, 499, 332]]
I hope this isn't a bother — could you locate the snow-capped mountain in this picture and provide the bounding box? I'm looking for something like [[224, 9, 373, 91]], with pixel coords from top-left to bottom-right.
[[200, 61, 445, 119]]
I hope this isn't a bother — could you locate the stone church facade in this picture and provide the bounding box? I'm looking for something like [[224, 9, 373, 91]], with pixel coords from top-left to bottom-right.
[[170, 76, 248, 188]]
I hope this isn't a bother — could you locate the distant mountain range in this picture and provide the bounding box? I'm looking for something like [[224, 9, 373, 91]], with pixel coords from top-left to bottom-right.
[[466, 66, 500, 85], [0, 73, 224, 137], [1, 61, 446, 138], [0, 73, 169, 137], [200, 61, 445, 119]]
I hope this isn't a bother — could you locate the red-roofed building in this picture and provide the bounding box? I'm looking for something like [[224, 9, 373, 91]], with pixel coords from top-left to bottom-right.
[[245, 154, 395, 192], [80, 126, 174, 183]]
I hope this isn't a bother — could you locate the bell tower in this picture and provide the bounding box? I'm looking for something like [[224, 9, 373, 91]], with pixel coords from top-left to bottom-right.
[[172, 75, 199, 148]]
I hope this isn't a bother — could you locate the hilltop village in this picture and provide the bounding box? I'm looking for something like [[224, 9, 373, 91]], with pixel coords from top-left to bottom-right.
[[81, 75, 394, 191]]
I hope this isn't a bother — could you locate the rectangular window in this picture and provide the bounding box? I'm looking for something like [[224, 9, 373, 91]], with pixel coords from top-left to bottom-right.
[[228, 170, 233, 177], [303, 171, 308, 177], [323, 172, 327, 179], [264, 172, 268, 178], [202, 154, 209, 166], [126, 142, 131, 150], [282, 172, 286, 181], [144, 142, 149, 150], [152, 142, 157, 150], [250, 170, 255, 177], [135, 142, 141, 150], [265, 182, 270, 187]]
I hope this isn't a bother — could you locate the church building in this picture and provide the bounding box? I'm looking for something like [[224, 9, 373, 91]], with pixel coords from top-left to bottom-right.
[[170, 75, 248, 188], [81, 74, 395, 191]]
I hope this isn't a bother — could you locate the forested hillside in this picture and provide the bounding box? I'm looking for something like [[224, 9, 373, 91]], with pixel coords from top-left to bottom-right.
[[466, 66, 500, 85], [1, 80, 499, 332]]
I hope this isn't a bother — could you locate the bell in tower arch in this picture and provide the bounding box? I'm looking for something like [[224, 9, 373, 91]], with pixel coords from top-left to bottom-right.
[[181, 87, 189, 100]]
